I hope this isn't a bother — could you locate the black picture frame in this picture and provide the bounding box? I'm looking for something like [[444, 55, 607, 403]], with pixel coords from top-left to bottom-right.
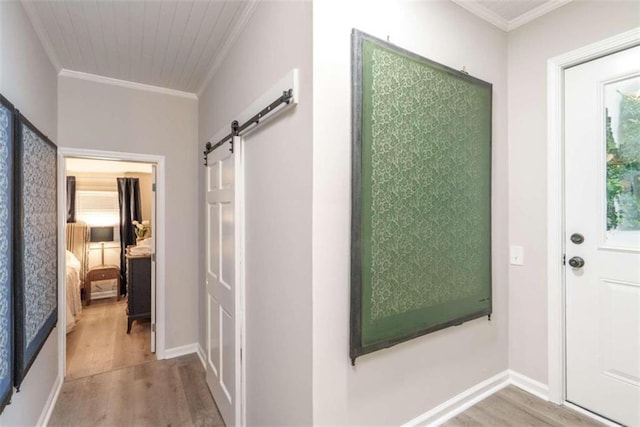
[[350, 29, 493, 363], [13, 111, 58, 388], [0, 94, 15, 414]]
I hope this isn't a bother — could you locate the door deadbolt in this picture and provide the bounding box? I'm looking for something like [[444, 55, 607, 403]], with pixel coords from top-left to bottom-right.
[[570, 233, 585, 244], [568, 256, 585, 268]]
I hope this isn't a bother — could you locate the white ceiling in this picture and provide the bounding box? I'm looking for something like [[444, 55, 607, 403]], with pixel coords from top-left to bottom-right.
[[66, 158, 153, 174], [451, 0, 572, 31], [22, 0, 257, 95]]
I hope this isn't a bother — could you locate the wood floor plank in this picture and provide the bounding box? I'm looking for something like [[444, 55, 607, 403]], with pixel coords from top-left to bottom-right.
[[51, 355, 223, 427], [66, 298, 154, 380], [103, 365, 136, 427], [443, 386, 606, 427], [178, 357, 225, 426], [499, 386, 603, 427]]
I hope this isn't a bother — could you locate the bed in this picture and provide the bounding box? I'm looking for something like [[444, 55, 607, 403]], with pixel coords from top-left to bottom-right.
[[65, 250, 83, 333], [65, 221, 89, 333]]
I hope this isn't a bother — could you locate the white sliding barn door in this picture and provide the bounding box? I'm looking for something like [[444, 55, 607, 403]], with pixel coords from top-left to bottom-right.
[[565, 46, 640, 427], [205, 136, 242, 426]]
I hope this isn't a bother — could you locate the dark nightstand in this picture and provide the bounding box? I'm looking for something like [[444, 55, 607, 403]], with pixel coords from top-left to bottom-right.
[[125, 253, 151, 333]]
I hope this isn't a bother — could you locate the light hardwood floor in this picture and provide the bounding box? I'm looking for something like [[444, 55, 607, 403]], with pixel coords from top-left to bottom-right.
[[50, 354, 224, 427], [443, 386, 605, 427], [66, 298, 155, 380]]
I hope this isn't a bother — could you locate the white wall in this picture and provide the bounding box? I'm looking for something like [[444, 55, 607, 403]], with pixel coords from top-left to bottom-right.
[[312, 0, 509, 424], [198, 2, 313, 425], [507, 0, 640, 384], [57, 75, 199, 351], [0, 1, 59, 425]]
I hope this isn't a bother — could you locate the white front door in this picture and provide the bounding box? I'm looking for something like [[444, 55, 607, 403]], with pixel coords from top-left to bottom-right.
[[205, 137, 242, 426], [565, 45, 640, 426]]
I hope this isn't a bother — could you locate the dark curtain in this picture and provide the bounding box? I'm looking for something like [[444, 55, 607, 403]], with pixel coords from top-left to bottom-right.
[[117, 178, 141, 296], [66, 176, 76, 223]]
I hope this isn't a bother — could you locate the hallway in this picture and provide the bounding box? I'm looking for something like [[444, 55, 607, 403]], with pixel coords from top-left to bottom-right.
[[50, 354, 223, 427]]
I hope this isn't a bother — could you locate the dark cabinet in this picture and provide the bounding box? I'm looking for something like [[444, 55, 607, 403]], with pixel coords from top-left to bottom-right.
[[126, 254, 151, 333]]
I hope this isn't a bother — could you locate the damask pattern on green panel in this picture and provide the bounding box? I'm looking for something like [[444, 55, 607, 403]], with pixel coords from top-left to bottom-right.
[[353, 33, 492, 356]]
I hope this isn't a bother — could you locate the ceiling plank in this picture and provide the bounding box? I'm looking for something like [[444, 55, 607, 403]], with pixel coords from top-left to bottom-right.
[[158, 0, 195, 88], [26, 1, 69, 69], [195, 1, 256, 95], [110, 1, 130, 81], [177, 1, 227, 90], [128, 1, 146, 83], [80, 1, 110, 76], [164, 1, 210, 90], [48, 1, 85, 71], [98, 1, 120, 79], [65, 1, 99, 75], [141, 0, 165, 87], [150, 0, 179, 86]]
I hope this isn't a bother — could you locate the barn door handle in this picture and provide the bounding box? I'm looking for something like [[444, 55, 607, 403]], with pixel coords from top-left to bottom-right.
[[568, 256, 585, 268]]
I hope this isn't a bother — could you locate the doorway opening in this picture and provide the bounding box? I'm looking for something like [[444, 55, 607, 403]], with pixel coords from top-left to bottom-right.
[[58, 149, 166, 381]]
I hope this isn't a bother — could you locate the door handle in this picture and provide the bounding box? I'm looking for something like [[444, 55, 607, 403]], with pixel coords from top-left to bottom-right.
[[568, 256, 585, 268], [570, 233, 584, 244]]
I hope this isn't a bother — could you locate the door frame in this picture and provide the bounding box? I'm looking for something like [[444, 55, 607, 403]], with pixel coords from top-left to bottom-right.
[[56, 147, 167, 379], [546, 27, 640, 406]]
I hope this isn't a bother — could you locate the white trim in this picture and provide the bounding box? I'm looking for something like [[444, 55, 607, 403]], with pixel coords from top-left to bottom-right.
[[403, 371, 510, 426], [36, 374, 62, 427], [197, 343, 206, 369], [450, 0, 508, 31], [207, 69, 299, 144], [563, 401, 622, 427], [196, 0, 259, 97], [20, 0, 62, 72], [450, 0, 573, 33], [56, 155, 68, 379], [507, 1, 573, 32], [546, 27, 640, 405], [508, 370, 549, 402], [234, 135, 246, 427], [58, 69, 197, 100], [164, 343, 199, 360], [57, 148, 167, 373]]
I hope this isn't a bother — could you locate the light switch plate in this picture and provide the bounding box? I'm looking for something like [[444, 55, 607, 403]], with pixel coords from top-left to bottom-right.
[[510, 246, 524, 266]]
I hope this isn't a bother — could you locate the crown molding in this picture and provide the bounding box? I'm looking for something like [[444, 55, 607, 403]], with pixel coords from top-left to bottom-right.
[[20, 0, 62, 72], [450, 0, 509, 32], [507, 0, 573, 31], [59, 69, 197, 100], [451, 0, 573, 33], [197, 0, 260, 97]]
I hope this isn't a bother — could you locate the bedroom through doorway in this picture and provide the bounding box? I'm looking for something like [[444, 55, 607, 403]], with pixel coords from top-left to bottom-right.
[[63, 157, 158, 380]]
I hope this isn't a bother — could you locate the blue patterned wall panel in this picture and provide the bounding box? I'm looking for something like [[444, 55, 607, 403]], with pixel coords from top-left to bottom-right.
[[13, 112, 57, 388], [0, 95, 14, 414]]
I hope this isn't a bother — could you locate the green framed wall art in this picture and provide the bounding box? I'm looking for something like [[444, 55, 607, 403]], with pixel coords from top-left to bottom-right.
[[350, 30, 492, 362]]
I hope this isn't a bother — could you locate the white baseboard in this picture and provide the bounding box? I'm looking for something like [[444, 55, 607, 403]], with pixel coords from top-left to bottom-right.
[[196, 343, 206, 369], [508, 370, 549, 401], [403, 370, 510, 426], [404, 370, 554, 426], [163, 343, 199, 359], [38, 374, 63, 427]]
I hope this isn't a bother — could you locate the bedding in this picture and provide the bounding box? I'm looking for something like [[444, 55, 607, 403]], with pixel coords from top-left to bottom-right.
[[65, 250, 83, 333]]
